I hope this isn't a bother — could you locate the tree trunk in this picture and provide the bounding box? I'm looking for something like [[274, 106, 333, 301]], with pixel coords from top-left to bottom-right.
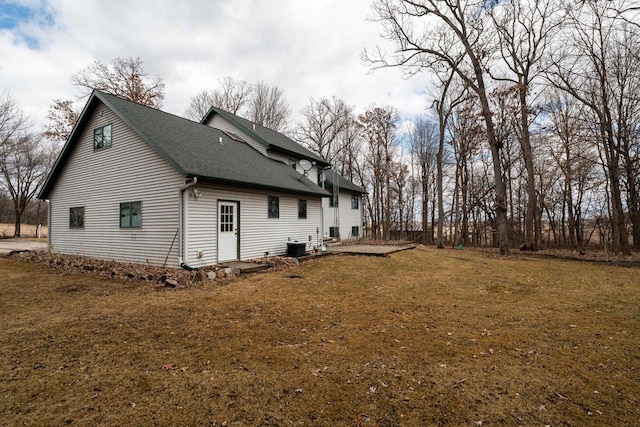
[[436, 126, 445, 249], [477, 92, 509, 254], [518, 87, 539, 250]]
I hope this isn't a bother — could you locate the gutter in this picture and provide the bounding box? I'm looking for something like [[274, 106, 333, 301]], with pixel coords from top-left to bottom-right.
[[178, 177, 198, 267]]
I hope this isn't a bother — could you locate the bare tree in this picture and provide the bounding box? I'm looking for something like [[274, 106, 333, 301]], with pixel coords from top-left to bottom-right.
[[45, 57, 165, 143], [488, 0, 562, 250], [43, 99, 80, 144], [296, 96, 352, 162], [213, 76, 252, 115], [365, 0, 511, 254], [70, 56, 165, 107], [410, 116, 439, 244], [0, 133, 52, 236], [358, 105, 398, 240], [247, 81, 291, 132], [0, 91, 29, 149], [545, 89, 598, 250], [184, 77, 252, 120], [546, 0, 634, 254], [183, 90, 216, 121], [333, 111, 362, 180], [432, 69, 467, 248]]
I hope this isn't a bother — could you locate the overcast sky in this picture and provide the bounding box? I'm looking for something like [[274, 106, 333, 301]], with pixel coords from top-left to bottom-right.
[[0, 0, 435, 132]]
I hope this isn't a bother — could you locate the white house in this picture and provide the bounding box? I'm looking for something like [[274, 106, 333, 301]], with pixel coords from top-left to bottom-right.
[[200, 106, 367, 242], [322, 169, 367, 240], [38, 91, 330, 268]]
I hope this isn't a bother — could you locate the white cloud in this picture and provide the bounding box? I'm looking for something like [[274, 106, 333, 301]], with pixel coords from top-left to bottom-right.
[[0, 0, 436, 132]]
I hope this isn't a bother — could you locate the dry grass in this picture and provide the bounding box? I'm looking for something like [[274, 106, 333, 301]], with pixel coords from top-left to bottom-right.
[[0, 223, 47, 238], [1, 247, 638, 426]]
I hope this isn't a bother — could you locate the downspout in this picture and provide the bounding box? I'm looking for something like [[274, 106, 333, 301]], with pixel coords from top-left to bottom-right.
[[320, 168, 326, 251], [47, 200, 51, 251], [179, 177, 198, 268]]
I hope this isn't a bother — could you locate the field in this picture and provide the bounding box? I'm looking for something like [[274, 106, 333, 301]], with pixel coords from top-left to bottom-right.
[[1, 247, 638, 426], [0, 223, 47, 238]]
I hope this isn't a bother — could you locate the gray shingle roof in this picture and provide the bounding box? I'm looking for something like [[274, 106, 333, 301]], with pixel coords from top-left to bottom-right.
[[201, 106, 331, 167], [39, 91, 330, 199], [323, 170, 367, 194]]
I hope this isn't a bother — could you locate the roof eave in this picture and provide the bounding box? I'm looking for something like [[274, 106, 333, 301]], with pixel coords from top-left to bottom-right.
[[190, 174, 330, 197]]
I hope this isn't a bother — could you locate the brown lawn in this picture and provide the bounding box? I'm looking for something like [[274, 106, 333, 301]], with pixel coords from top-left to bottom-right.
[[0, 223, 47, 238], [0, 247, 638, 426]]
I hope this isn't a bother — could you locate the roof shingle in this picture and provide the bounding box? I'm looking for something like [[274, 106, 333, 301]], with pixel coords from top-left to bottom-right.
[[39, 91, 330, 199]]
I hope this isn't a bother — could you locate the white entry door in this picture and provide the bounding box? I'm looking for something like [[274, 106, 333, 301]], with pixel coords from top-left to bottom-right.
[[218, 201, 239, 262]]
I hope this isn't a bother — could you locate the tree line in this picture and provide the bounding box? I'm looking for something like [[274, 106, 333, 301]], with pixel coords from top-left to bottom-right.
[[360, 0, 639, 254]]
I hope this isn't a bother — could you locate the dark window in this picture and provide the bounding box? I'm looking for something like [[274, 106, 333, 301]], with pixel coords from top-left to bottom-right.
[[288, 159, 296, 169], [69, 207, 84, 228], [317, 170, 323, 186], [351, 195, 359, 209], [329, 193, 338, 207], [120, 201, 142, 228], [329, 226, 340, 239], [94, 124, 112, 150], [268, 196, 279, 218], [351, 226, 359, 238], [298, 199, 307, 219]]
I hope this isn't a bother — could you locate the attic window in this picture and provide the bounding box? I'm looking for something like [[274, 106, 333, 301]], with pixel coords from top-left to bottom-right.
[[94, 124, 112, 150]]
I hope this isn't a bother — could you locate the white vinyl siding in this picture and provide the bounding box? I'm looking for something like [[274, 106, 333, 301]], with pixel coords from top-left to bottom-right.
[[48, 102, 184, 266], [205, 115, 268, 156], [266, 150, 323, 180], [185, 184, 323, 267], [323, 191, 363, 240]]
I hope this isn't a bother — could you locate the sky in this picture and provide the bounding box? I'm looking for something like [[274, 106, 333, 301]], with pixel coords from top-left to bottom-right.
[[0, 0, 436, 134]]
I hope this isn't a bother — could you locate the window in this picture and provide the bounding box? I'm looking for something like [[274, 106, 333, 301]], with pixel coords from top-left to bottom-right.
[[288, 159, 296, 169], [351, 195, 359, 209], [329, 226, 340, 238], [268, 196, 279, 218], [317, 170, 323, 186], [94, 124, 112, 150], [329, 193, 338, 207], [120, 201, 142, 228], [220, 204, 234, 232], [351, 226, 360, 238], [69, 207, 84, 228], [298, 199, 307, 219]]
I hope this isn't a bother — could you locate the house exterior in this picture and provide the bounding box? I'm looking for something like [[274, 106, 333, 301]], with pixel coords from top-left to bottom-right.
[[322, 170, 367, 240], [38, 91, 330, 268], [200, 106, 367, 242]]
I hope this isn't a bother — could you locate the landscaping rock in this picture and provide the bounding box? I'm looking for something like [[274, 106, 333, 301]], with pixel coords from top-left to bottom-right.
[[216, 270, 225, 279], [207, 271, 217, 280], [224, 267, 240, 277], [164, 279, 178, 288]]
